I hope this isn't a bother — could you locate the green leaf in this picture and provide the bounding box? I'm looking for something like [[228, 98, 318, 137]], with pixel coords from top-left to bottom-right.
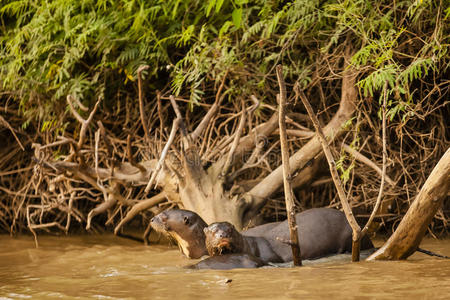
[[219, 21, 233, 38], [232, 8, 242, 29], [206, 0, 215, 17], [215, 0, 224, 13], [234, 0, 248, 5]]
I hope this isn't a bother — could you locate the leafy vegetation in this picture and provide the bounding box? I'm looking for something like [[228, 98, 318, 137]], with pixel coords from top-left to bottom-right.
[[1, 1, 447, 119]]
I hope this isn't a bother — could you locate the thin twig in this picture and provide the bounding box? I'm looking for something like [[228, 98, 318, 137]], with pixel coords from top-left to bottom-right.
[[86, 183, 120, 230], [0, 115, 25, 151], [96, 121, 113, 157], [114, 192, 166, 235], [66, 95, 101, 150], [222, 99, 246, 177], [157, 90, 164, 151], [298, 89, 361, 262], [342, 144, 395, 187], [39, 137, 74, 150], [144, 118, 180, 193], [361, 81, 388, 237], [65, 192, 75, 232], [169, 95, 190, 148], [127, 135, 146, 172], [276, 65, 302, 266], [26, 205, 39, 248], [137, 65, 150, 143], [94, 129, 104, 190], [190, 70, 228, 141]]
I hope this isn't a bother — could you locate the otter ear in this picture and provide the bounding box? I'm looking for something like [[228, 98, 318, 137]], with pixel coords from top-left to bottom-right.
[[203, 227, 208, 234], [183, 216, 190, 225]]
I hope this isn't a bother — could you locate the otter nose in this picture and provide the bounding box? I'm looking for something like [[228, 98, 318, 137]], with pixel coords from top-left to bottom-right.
[[150, 214, 160, 223], [151, 213, 167, 224]]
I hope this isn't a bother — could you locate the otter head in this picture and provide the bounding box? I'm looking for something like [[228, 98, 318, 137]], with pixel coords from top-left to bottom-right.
[[150, 209, 208, 259], [204, 222, 244, 256]]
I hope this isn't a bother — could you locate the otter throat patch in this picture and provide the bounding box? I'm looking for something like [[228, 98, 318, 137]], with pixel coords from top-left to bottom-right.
[[170, 232, 191, 257]]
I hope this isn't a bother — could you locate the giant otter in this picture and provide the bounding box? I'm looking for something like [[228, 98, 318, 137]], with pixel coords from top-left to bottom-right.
[[186, 253, 266, 270], [250, 208, 374, 261], [243, 221, 280, 237], [150, 209, 208, 259], [151, 208, 374, 262], [204, 222, 283, 263]]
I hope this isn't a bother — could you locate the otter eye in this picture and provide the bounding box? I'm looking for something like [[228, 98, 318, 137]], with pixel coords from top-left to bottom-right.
[[183, 216, 190, 225]]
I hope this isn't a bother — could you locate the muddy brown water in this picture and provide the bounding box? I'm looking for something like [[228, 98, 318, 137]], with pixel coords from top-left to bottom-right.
[[0, 235, 449, 299]]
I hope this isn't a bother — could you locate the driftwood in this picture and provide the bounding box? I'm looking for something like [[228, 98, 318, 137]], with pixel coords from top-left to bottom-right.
[[368, 147, 450, 260]]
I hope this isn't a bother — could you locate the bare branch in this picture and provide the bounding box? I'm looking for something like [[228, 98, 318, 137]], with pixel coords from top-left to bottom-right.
[[138, 65, 150, 143], [94, 129, 104, 189], [39, 136, 75, 150], [276, 65, 302, 266], [232, 107, 275, 158], [342, 144, 395, 187], [222, 99, 246, 177], [190, 70, 229, 141], [190, 97, 221, 142], [157, 90, 164, 139], [0, 115, 25, 151], [127, 135, 146, 173], [66, 95, 101, 150], [361, 81, 388, 237], [96, 121, 113, 157], [86, 193, 117, 230], [273, 129, 314, 139], [46, 160, 156, 184], [145, 118, 180, 193], [30, 222, 66, 231], [72, 96, 88, 111], [298, 89, 361, 262], [169, 95, 183, 121], [169, 95, 190, 148], [368, 147, 450, 260], [26, 205, 39, 248], [114, 192, 166, 235], [247, 68, 358, 215], [66, 95, 86, 124], [65, 192, 75, 232]]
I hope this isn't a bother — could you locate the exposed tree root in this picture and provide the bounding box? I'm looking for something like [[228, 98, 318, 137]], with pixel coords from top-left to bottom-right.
[[0, 42, 447, 244]]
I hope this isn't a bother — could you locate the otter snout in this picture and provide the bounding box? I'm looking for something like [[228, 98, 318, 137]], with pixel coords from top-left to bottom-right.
[[150, 212, 168, 232], [205, 228, 229, 239]]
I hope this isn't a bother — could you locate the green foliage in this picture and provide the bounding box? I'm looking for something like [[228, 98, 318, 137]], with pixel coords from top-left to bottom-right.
[[1, 0, 448, 128], [336, 153, 355, 185], [337, 0, 448, 121]]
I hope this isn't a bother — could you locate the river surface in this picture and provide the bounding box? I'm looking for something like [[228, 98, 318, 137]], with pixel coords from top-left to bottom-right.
[[0, 234, 449, 299]]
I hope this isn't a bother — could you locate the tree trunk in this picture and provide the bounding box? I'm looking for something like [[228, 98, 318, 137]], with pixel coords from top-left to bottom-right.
[[178, 156, 246, 229], [367, 147, 450, 260]]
